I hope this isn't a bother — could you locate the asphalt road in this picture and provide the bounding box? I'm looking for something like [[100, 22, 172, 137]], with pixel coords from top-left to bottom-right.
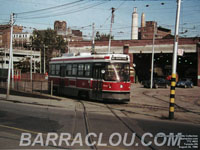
[[0, 98, 199, 150]]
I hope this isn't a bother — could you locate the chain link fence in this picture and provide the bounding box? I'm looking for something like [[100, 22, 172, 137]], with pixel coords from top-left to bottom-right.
[[0, 77, 52, 95]]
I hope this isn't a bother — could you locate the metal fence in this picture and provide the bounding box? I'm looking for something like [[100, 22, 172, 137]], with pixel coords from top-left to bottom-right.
[[0, 77, 51, 95]]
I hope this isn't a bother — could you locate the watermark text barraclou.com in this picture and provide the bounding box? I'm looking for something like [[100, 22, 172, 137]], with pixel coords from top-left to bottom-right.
[[19, 132, 186, 147]]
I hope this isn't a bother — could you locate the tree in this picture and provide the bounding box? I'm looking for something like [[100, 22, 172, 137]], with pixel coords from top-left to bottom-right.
[[14, 57, 40, 73], [32, 28, 67, 73], [95, 31, 114, 41], [56, 35, 67, 54]]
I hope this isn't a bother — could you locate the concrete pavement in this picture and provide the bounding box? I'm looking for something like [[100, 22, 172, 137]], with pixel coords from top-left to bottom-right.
[[0, 85, 200, 150], [0, 83, 200, 124]]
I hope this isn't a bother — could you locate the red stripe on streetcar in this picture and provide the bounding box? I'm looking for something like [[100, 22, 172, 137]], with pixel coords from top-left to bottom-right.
[[102, 82, 130, 92]]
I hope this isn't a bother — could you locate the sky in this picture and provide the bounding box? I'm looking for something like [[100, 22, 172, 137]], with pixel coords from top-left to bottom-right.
[[0, 0, 200, 40]]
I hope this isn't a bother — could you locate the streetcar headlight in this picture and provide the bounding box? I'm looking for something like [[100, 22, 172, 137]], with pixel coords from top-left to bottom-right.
[[120, 85, 123, 88]]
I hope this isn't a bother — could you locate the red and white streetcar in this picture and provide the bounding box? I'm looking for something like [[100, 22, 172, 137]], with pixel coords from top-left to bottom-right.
[[49, 53, 131, 102]]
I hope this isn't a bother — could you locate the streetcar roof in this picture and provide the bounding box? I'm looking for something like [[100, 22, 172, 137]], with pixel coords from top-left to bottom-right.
[[50, 53, 130, 64]]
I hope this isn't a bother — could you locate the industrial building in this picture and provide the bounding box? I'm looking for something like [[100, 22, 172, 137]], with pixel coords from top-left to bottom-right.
[[13, 32, 33, 48], [0, 24, 40, 72], [0, 48, 40, 71], [67, 38, 200, 86], [54, 20, 83, 42], [64, 8, 200, 86], [0, 25, 23, 48]]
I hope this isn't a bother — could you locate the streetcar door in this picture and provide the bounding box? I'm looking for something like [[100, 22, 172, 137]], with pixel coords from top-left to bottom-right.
[[92, 63, 104, 99], [59, 65, 66, 95]]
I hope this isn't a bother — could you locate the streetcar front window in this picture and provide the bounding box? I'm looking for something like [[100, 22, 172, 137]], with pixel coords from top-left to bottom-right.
[[104, 63, 130, 82]]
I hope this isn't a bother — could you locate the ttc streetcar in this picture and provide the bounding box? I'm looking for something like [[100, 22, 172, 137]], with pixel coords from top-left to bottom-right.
[[49, 53, 131, 102]]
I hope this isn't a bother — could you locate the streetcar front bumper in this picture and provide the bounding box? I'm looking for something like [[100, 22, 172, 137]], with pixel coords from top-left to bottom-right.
[[102, 91, 130, 102]]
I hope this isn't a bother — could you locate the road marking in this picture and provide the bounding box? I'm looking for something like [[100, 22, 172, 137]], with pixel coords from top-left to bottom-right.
[[0, 124, 41, 135]]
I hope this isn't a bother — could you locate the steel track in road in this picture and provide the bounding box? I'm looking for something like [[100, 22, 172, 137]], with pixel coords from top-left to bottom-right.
[[76, 100, 97, 150], [106, 104, 157, 150], [142, 91, 200, 115], [143, 92, 200, 115]]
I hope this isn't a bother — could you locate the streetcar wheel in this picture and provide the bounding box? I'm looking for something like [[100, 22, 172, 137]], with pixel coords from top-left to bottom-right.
[[78, 91, 89, 100]]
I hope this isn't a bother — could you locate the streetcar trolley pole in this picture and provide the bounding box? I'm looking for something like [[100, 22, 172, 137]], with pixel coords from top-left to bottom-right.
[[169, 0, 181, 119]]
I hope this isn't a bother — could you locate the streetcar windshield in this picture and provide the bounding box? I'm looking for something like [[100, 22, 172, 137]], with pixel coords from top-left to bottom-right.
[[104, 63, 130, 82]]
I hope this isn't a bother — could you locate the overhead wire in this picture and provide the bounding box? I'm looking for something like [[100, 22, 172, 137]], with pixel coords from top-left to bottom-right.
[[16, 0, 83, 15], [0, 0, 56, 6], [1, 0, 199, 39], [16, 1, 106, 20], [97, 0, 126, 31], [15, 1, 89, 19]]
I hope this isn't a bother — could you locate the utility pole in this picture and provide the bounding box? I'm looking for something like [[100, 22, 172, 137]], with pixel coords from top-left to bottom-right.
[[33, 48, 36, 73], [108, 7, 115, 54], [30, 47, 32, 80], [43, 44, 46, 74], [4, 47, 6, 68], [6, 13, 14, 100], [40, 48, 42, 74], [67, 36, 71, 54], [67, 40, 70, 54], [150, 22, 156, 89], [169, 0, 181, 119], [92, 23, 95, 54]]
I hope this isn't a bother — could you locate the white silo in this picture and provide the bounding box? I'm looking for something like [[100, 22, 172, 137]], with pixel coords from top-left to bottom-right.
[[131, 7, 138, 40], [141, 12, 146, 27]]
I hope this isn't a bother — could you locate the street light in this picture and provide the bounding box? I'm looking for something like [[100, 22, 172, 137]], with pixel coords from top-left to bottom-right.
[[145, 3, 164, 89], [150, 22, 156, 89]]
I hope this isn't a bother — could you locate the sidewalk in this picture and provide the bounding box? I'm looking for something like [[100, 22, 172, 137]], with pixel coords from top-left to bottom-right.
[[0, 92, 76, 111]]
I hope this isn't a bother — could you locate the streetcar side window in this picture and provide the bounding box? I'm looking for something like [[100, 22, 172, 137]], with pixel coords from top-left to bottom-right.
[[66, 64, 72, 76], [85, 64, 91, 77], [49, 64, 52, 75], [60, 65, 66, 77], [72, 64, 77, 76], [78, 64, 84, 76], [55, 64, 60, 76], [51, 64, 56, 75]]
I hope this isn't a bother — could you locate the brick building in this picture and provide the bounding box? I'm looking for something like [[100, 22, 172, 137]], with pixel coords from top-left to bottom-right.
[[0, 25, 23, 48], [66, 37, 200, 86], [139, 21, 171, 40], [54, 21, 67, 36], [53, 21, 83, 41]]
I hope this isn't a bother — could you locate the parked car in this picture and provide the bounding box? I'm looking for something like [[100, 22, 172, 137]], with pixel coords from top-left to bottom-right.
[[176, 78, 194, 88], [142, 78, 170, 88]]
